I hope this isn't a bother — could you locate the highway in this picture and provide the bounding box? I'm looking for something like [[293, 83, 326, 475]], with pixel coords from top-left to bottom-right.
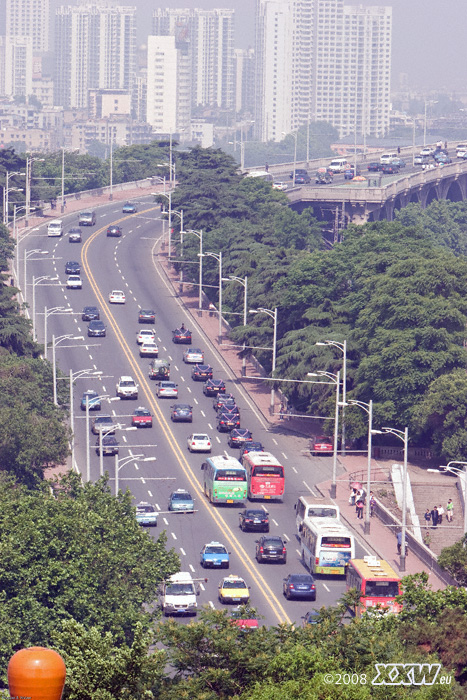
[[23, 195, 370, 627]]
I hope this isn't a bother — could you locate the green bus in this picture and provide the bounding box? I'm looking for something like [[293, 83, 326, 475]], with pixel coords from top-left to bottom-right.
[[201, 455, 247, 504]]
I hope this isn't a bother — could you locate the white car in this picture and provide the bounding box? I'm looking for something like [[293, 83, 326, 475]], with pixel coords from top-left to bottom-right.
[[140, 342, 159, 357], [116, 376, 138, 399], [272, 181, 287, 191], [136, 329, 156, 345], [420, 147, 435, 157], [187, 433, 212, 453], [156, 381, 178, 398], [109, 290, 125, 304], [183, 348, 204, 364], [66, 275, 82, 289]]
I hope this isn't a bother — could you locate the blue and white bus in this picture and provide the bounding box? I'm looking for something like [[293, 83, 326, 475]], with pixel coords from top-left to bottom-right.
[[300, 516, 355, 576], [201, 455, 247, 505]]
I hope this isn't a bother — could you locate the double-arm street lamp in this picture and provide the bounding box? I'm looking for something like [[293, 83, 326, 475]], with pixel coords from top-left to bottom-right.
[[68, 369, 103, 473], [347, 399, 374, 534], [52, 334, 85, 405], [249, 306, 278, 412], [85, 395, 120, 482], [185, 229, 203, 309], [32, 275, 59, 341], [439, 461, 467, 534], [225, 274, 248, 374], [2, 170, 24, 225], [199, 251, 223, 338], [114, 454, 156, 496], [373, 426, 409, 572], [25, 156, 45, 224], [316, 339, 347, 454], [23, 249, 48, 303], [97, 425, 137, 479], [42, 306, 75, 359], [307, 370, 341, 498]]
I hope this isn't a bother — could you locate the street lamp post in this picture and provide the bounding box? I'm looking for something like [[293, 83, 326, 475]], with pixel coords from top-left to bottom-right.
[[316, 339, 347, 454], [13, 204, 27, 283], [375, 426, 409, 572], [69, 369, 102, 473], [23, 249, 49, 304], [226, 275, 248, 375], [348, 399, 374, 534], [439, 462, 467, 534], [159, 190, 173, 259], [43, 306, 74, 359], [199, 251, 222, 338], [25, 156, 45, 225], [98, 425, 137, 479], [307, 370, 341, 498], [32, 275, 59, 341], [249, 306, 278, 412], [85, 395, 120, 482], [185, 229, 203, 309], [3, 170, 24, 225], [114, 454, 156, 496], [52, 334, 85, 405]]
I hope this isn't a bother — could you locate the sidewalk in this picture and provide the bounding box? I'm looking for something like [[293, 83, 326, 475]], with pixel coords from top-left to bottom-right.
[[34, 185, 451, 589]]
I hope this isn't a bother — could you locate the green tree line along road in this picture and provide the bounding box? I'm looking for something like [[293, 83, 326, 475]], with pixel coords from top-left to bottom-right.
[[2, 143, 467, 697]]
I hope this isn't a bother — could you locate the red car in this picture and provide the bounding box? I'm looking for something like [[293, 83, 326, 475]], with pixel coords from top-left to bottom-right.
[[132, 407, 153, 428], [230, 606, 259, 629], [310, 436, 333, 456]]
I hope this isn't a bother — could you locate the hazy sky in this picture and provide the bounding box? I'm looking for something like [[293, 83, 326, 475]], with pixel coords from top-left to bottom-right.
[[42, 0, 467, 93]]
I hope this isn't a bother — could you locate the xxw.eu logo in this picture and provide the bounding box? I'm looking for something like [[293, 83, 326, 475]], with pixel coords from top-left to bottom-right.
[[372, 663, 449, 686]]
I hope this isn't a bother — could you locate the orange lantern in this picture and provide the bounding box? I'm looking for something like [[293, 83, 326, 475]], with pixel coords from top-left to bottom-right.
[[8, 647, 66, 700]]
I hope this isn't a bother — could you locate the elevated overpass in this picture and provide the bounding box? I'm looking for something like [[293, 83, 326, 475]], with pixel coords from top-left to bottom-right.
[[285, 160, 467, 226]]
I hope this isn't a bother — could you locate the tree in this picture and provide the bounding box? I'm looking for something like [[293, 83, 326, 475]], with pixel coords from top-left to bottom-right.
[[438, 536, 467, 586], [0, 472, 179, 675]]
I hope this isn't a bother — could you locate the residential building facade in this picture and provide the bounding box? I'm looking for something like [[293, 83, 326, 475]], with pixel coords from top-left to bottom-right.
[[5, 0, 50, 52]]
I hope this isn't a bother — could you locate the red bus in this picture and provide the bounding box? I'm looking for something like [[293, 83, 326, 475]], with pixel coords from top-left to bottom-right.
[[346, 557, 402, 616], [241, 451, 285, 501]]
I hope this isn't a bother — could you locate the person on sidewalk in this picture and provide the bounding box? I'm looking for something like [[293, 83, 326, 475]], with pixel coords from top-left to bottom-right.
[[446, 499, 454, 522], [356, 499, 364, 519], [349, 488, 357, 506], [424, 508, 431, 530], [431, 506, 439, 528], [369, 492, 376, 517], [279, 402, 285, 420], [437, 504, 444, 525]]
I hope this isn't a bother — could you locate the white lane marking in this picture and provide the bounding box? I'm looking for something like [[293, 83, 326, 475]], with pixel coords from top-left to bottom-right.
[[89, 354, 93, 360], [171, 532, 177, 540], [281, 452, 288, 460], [292, 466, 298, 473], [216, 436, 221, 443], [135, 465, 140, 471], [272, 519, 278, 526], [199, 582, 205, 591], [186, 386, 192, 393], [295, 549, 301, 556], [163, 517, 168, 525], [148, 490, 153, 497], [168, 354, 173, 360], [93, 364, 97, 370], [322, 583, 330, 592], [303, 481, 317, 496], [283, 533, 290, 541], [112, 409, 116, 416], [122, 435, 127, 442], [74, 318, 78, 323], [272, 438, 278, 445], [193, 397, 199, 405], [102, 386, 106, 392], [121, 275, 125, 281], [201, 410, 206, 417], [208, 601, 215, 609], [180, 547, 186, 556], [189, 563, 195, 572]]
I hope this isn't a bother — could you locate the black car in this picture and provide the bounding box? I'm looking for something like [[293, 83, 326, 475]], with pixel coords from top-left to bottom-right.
[[255, 536, 287, 563], [82, 305, 100, 321], [241, 442, 264, 456], [381, 163, 400, 175], [228, 428, 253, 449], [172, 327, 192, 344], [294, 174, 311, 184], [138, 309, 156, 324], [170, 403, 193, 422], [192, 364, 213, 381], [239, 509, 269, 533], [65, 260, 80, 275], [106, 225, 122, 237], [290, 168, 308, 180], [87, 320, 106, 337], [283, 573, 316, 600], [95, 435, 119, 456], [367, 162, 383, 172], [217, 404, 240, 420], [213, 393, 235, 411], [217, 413, 240, 432], [203, 379, 226, 396]]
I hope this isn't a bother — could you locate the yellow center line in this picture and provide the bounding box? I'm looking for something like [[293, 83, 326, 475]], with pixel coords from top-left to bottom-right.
[[81, 210, 290, 624]]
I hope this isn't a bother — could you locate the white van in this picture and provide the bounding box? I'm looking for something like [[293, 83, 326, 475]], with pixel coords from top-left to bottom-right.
[[47, 219, 63, 237], [380, 152, 398, 164], [294, 496, 340, 533], [161, 572, 198, 616], [328, 157, 348, 173]]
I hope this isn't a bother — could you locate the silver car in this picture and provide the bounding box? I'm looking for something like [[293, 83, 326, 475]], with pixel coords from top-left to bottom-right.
[[156, 381, 178, 398]]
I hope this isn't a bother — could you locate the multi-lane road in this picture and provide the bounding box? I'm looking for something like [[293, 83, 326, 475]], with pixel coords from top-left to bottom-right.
[[23, 195, 370, 627]]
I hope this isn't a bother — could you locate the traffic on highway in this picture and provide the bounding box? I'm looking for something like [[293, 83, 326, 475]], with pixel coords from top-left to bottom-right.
[[23, 195, 370, 627]]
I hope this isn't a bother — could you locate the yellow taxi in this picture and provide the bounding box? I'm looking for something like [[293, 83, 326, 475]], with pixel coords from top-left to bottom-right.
[[218, 575, 250, 604]]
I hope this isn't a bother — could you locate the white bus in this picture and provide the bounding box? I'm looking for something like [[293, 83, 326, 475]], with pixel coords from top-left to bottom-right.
[[294, 496, 340, 533], [300, 516, 355, 576]]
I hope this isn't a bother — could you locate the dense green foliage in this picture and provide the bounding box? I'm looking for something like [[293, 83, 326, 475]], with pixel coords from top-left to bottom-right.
[[0, 472, 179, 676]]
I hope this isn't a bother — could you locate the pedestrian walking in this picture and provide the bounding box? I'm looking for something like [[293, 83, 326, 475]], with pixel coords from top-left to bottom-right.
[[424, 508, 431, 530], [349, 488, 357, 506], [437, 504, 444, 524], [279, 402, 285, 420], [431, 506, 439, 528], [356, 499, 364, 519], [369, 492, 376, 517], [446, 499, 454, 522]]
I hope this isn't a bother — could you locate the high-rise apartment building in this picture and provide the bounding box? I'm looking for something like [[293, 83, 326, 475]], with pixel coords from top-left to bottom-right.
[[255, 0, 392, 141], [54, 4, 136, 110], [152, 8, 235, 111], [0, 35, 33, 97], [5, 0, 49, 52]]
